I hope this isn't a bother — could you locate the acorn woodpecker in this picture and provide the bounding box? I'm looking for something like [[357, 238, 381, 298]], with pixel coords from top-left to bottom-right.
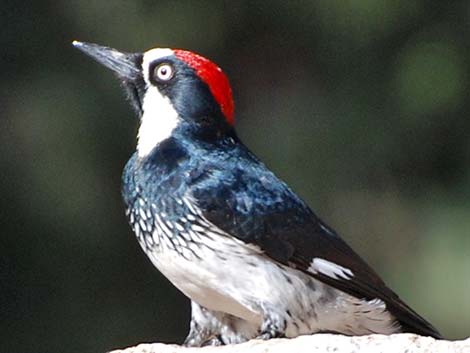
[[73, 41, 442, 345]]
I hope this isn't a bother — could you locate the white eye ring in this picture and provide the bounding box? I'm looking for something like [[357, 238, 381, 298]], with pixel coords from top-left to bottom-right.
[[154, 63, 174, 82]]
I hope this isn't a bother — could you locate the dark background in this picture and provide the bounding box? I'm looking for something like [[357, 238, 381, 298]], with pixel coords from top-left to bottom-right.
[[1, 1, 469, 352]]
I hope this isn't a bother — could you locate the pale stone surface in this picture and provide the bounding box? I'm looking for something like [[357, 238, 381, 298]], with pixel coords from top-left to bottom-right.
[[108, 334, 470, 353]]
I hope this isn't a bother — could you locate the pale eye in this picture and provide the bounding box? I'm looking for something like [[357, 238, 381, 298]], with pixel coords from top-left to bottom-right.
[[154, 63, 174, 82]]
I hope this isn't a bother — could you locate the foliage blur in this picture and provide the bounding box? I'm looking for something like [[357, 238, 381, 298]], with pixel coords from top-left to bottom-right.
[[1, 1, 469, 352]]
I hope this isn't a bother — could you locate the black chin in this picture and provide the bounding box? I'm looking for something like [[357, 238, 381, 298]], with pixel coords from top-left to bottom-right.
[[122, 79, 145, 116]]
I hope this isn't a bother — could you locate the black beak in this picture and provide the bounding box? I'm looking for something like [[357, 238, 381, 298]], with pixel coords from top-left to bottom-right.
[[72, 41, 141, 81]]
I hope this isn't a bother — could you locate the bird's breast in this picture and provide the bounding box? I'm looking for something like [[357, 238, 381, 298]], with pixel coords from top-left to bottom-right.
[[124, 191, 263, 323]]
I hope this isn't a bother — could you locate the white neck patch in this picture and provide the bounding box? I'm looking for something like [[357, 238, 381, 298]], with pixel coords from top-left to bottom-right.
[[137, 48, 179, 158], [138, 87, 179, 157]]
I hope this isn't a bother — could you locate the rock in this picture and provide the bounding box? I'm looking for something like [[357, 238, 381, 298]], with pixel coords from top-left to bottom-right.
[[108, 333, 470, 353]]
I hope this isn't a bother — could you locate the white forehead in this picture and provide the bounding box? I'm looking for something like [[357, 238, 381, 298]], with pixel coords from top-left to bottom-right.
[[142, 48, 174, 82]]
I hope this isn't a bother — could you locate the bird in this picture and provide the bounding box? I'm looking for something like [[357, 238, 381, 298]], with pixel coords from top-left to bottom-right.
[[73, 41, 442, 346]]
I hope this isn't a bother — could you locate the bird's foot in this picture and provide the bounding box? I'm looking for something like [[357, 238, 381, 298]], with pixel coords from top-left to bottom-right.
[[255, 315, 286, 340], [184, 332, 223, 347], [202, 336, 224, 346]]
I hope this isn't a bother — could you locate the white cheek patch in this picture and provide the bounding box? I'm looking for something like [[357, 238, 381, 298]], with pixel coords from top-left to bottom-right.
[[137, 86, 180, 158], [308, 258, 354, 280], [137, 47, 179, 158]]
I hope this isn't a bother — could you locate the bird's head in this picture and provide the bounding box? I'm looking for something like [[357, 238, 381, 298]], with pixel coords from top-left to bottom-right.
[[73, 41, 235, 157]]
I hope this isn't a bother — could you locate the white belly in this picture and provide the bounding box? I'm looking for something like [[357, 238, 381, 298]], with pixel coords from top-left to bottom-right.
[[144, 232, 265, 324], [134, 205, 399, 338]]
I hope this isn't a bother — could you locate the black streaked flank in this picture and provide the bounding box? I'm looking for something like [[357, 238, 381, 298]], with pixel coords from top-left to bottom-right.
[[74, 41, 442, 346]]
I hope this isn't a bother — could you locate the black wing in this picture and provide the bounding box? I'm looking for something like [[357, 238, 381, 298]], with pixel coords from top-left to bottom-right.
[[190, 146, 442, 339]]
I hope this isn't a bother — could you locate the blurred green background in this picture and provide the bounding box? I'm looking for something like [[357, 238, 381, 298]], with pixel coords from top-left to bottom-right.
[[1, 1, 469, 352]]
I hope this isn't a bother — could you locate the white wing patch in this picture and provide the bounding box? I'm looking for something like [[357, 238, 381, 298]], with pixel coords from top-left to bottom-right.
[[308, 258, 354, 280], [131, 194, 400, 338]]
